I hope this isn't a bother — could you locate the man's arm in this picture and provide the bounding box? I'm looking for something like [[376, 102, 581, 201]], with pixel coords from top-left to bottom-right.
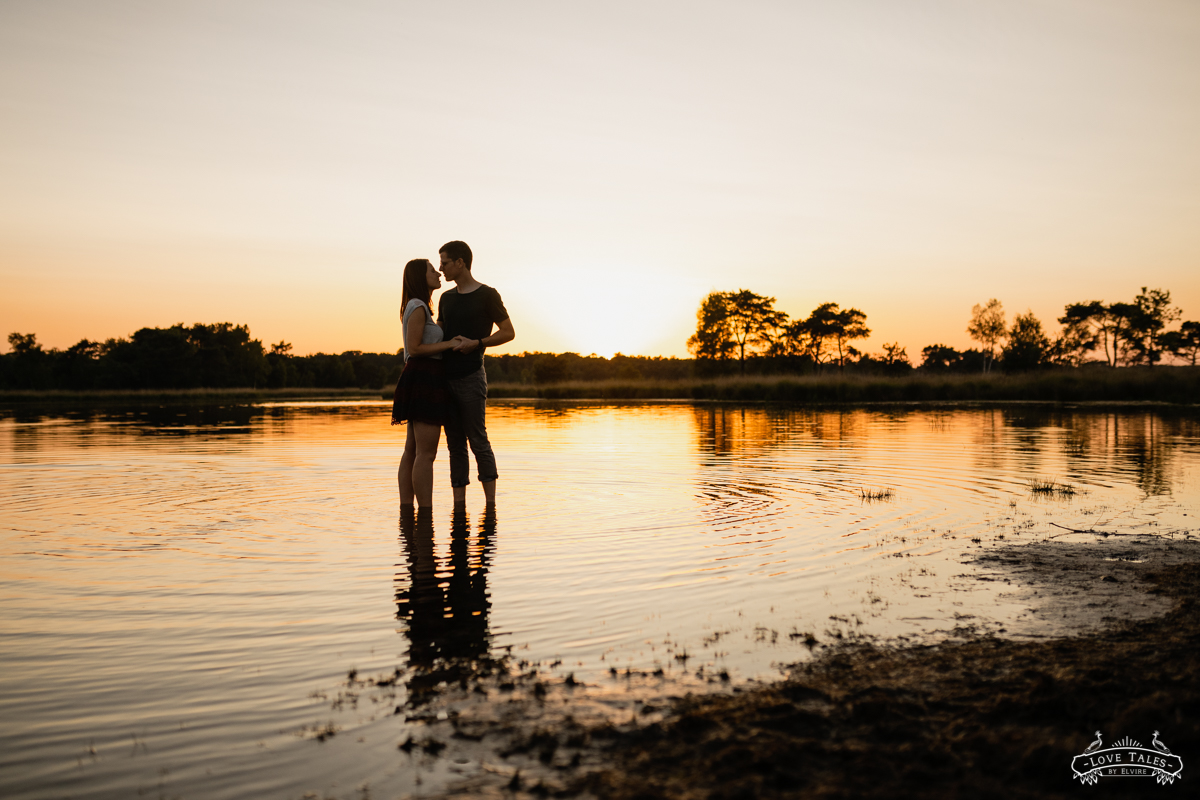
[[455, 317, 514, 353]]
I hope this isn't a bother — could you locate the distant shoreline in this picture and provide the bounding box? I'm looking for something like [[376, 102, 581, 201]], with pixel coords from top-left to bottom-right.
[[0, 387, 381, 406], [2, 367, 1197, 408], [485, 367, 1200, 405]]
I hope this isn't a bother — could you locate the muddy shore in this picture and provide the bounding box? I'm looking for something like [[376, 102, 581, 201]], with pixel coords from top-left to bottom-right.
[[388, 535, 1200, 799]]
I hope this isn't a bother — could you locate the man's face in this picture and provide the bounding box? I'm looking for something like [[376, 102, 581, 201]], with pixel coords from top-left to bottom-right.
[[439, 252, 465, 282]]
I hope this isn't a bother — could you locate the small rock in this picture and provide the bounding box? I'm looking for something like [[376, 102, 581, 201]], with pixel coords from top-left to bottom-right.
[[1100, 575, 1118, 583]]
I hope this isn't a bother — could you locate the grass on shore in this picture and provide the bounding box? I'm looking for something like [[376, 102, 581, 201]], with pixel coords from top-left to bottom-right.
[[6, 367, 1197, 407], [481, 367, 1200, 404], [0, 386, 381, 406]]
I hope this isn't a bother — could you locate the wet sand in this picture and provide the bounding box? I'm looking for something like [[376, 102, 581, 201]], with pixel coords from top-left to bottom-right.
[[399, 535, 1200, 798]]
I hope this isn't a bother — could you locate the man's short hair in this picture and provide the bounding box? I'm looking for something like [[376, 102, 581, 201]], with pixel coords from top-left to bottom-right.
[[439, 241, 473, 270]]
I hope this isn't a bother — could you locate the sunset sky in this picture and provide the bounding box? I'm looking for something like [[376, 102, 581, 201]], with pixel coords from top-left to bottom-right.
[[2, 0, 1198, 359]]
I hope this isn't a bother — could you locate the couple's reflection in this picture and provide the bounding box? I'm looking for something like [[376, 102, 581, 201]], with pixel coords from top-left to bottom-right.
[[396, 506, 497, 707]]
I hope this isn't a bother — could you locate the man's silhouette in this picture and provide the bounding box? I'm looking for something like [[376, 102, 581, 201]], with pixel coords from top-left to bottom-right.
[[437, 241, 515, 506]]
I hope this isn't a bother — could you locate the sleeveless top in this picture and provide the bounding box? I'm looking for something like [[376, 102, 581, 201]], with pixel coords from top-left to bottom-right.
[[402, 298, 444, 362]]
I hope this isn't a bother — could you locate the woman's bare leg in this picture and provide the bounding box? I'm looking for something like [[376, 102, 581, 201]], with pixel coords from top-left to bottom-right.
[[398, 423, 417, 506], [411, 421, 441, 508]]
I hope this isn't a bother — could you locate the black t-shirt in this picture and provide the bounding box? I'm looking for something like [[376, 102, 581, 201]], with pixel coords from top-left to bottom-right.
[[438, 284, 509, 379]]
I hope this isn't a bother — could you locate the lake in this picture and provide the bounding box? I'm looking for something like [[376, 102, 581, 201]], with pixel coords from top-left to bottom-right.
[[2, 401, 1198, 798]]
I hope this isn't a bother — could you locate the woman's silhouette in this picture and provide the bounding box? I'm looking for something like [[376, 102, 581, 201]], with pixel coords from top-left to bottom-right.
[[392, 258, 465, 507]]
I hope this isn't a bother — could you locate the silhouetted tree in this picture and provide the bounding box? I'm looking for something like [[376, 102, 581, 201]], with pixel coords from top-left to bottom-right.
[[687, 292, 736, 362], [920, 344, 962, 371], [189, 323, 269, 387], [880, 342, 911, 367], [855, 342, 911, 375], [1126, 287, 1181, 366], [687, 290, 787, 373], [1103, 301, 1139, 366], [55, 339, 102, 389], [1055, 301, 1103, 366], [7, 333, 38, 354], [724, 289, 788, 373], [4, 332, 49, 389], [266, 341, 294, 388], [1001, 311, 1050, 372], [967, 299, 1006, 373], [1161, 321, 1200, 365], [794, 302, 870, 369]]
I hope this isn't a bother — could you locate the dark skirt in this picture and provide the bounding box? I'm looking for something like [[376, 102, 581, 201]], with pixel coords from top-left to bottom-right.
[[391, 357, 454, 426]]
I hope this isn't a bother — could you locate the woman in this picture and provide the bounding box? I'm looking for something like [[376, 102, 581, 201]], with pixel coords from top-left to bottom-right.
[[392, 258, 465, 507]]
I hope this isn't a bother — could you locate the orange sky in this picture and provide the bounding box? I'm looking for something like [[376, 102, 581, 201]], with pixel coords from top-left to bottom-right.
[[2, 1, 1198, 358]]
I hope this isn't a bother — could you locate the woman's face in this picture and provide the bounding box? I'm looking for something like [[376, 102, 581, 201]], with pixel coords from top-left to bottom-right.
[[425, 261, 442, 290]]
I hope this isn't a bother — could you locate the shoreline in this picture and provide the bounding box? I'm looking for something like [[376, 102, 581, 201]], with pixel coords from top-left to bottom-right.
[[394, 535, 1200, 798], [2, 392, 1197, 416], [2, 366, 1197, 409], [484, 368, 1200, 404], [0, 387, 382, 407]]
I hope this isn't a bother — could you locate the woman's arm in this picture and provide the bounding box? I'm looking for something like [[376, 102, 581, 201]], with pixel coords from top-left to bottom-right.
[[405, 305, 464, 358]]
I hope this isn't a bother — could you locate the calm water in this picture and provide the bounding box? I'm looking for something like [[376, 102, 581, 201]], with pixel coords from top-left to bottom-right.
[[2, 402, 1198, 798]]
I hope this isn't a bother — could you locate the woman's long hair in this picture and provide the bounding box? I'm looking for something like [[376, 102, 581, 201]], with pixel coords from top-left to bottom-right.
[[401, 258, 432, 309]]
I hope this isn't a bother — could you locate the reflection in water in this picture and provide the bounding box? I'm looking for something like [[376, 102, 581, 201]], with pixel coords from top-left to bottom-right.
[[690, 405, 1199, 501], [2, 402, 1198, 799], [396, 507, 498, 707], [997, 410, 1185, 498]]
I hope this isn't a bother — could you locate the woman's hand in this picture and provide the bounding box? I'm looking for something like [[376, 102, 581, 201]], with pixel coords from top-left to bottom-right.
[[446, 336, 468, 351]]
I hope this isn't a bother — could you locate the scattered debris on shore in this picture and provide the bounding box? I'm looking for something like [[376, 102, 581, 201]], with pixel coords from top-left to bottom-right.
[[396, 536, 1200, 798]]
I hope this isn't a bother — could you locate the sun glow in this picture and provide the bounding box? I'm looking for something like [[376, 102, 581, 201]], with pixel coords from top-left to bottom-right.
[[502, 260, 702, 359]]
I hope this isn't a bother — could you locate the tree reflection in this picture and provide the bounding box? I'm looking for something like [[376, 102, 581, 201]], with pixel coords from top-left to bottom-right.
[[963, 408, 1193, 498], [395, 506, 498, 707], [692, 406, 867, 459], [691, 405, 1196, 507]]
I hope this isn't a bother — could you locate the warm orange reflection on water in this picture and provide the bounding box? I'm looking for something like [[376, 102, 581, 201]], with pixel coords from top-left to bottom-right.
[[1, 402, 1198, 798]]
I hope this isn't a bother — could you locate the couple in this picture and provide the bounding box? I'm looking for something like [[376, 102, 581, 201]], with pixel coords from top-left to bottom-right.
[[392, 241, 515, 508]]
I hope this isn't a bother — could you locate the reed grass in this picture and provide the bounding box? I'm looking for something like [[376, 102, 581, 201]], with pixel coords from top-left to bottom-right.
[[860, 487, 895, 501], [0, 386, 381, 406], [1028, 478, 1078, 497], [482, 367, 1200, 405]]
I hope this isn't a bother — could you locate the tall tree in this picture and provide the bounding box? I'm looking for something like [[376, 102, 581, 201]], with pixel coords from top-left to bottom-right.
[[1056, 301, 1103, 366], [688, 290, 786, 373], [967, 299, 1006, 373], [797, 302, 870, 369], [1161, 321, 1200, 366], [1127, 287, 1181, 366], [7, 332, 40, 354], [1103, 301, 1138, 366], [1001, 311, 1050, 372], [4, 332, 48, 389], [686, 292, 735, 361], [723, 289, 788, 373]]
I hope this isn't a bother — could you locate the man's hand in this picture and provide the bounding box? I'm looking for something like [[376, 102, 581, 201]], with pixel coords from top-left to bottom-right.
[[454, 337, 480, 353]]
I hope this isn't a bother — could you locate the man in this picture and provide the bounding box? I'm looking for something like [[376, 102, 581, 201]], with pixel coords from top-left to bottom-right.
[[438, 241, 515, 505]]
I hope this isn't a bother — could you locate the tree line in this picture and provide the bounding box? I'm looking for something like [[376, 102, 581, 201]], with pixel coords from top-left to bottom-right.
[[688, 287, 1199, 374], [5, 287, 1197, 392], [0, 323, 405, 391], [0, 323, 696, 391]]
